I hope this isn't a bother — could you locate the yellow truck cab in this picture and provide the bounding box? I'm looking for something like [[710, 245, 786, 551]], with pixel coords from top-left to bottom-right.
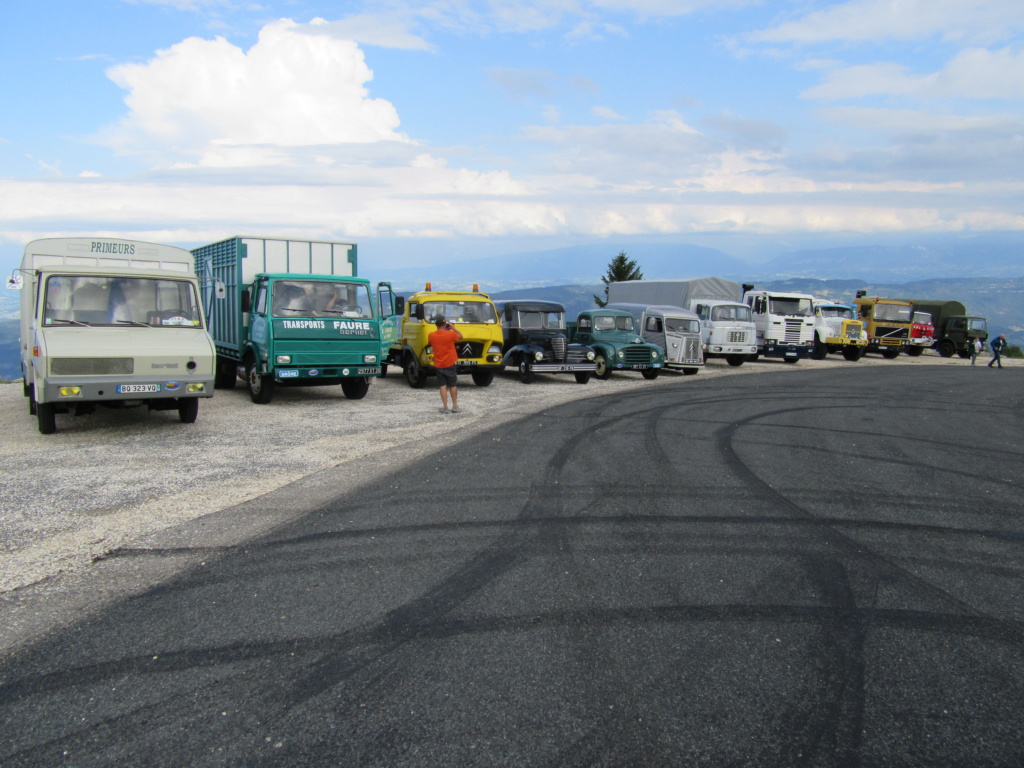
[[387, 284, 505, 388]]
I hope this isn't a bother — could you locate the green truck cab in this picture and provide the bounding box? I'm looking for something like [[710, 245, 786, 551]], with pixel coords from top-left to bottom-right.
[[193, 236, 401, 404], [571, 308, 665, 379], [387, 283, 505, 388], [895, 299, 988, 358]]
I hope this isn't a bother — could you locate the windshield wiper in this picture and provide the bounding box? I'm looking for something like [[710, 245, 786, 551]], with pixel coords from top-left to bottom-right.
[[117, 320, 155, 327], [49, 319, 91, 327]]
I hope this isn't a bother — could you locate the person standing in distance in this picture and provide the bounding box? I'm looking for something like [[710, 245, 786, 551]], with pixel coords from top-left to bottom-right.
[[429, 316, 463, 413], [988, 333, 1008, 368]]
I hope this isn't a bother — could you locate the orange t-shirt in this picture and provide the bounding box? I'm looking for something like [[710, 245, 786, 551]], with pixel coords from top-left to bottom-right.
[[429, 328, 461, 369]]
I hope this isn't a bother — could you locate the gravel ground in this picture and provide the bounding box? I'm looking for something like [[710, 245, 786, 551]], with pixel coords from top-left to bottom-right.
[[0, 351, 1010, 594]]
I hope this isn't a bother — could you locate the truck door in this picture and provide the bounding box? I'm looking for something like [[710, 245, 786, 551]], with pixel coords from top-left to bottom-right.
[[250, 279, 270, 351]]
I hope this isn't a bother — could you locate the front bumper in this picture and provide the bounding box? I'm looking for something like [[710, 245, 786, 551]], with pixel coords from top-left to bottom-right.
[[761, 341, 812, 359], [40, 375, 214, 404], [530, 362, 597, 373]]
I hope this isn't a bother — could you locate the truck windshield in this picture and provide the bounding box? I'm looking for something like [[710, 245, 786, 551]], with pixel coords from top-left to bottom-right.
[[593, 315, 635, 332], [423, 300, 498, 324], [873, 303, 912, 322], [42, 275, 203, 327], [517, 310, 564, 330], [710, 305, 752, 322], [272, 280, 372, 319], [968, 318, 987, 332], [912, 312, 932, 325], [768, 297, 812, 317], [819, 306, 854, 320], [665, 317, 700, 334]]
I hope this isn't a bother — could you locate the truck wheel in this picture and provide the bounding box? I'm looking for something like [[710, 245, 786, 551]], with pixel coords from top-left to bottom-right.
[[905, 346, 925, 357], [380, 364, 388, 377], [27, 383, 36, 415], [518, 360, 534, 384], [341, 377, 370, 400], [404, 357, 427, 389], [725, 355, 745, 367], [957, 350, 971, 359], [683, 367, 699, 375], [841, 347, 864, 362], [246, 358, 276, 404], [177, 398, 199, 423], [574, 372, 591, 384], [593, 354, 612, 380], [937, 340, 955, 358], [214, 356, 237, 389], [810, 339, 828, 360], [641, 369, 660, 380], [471, 370, 494, 387], [881, 348, 900, 359], [37, 402, 57, 435]]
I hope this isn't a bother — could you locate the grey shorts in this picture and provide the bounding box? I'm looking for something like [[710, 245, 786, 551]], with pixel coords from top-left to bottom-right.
[[436, 366, 458, 388]]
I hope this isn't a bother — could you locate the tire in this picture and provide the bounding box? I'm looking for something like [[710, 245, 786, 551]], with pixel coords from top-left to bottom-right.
[[177, 397, 199, 423], [641, 369, 660, 380], [906, 346, 925, 357], [841, 346, 864, 362], [937, 340, 955, 358], [341, 377, 370, 400], [725, 355, 745, 367], [518, 360, 534, 384], [380, 364, 388, 377], [810, 338, 828, 360], [404, 356, 427, 389], [682, 367, 699, 375], [246, 358, 276, 404], [593, 354, 612, 380], [471, 369, 494, 387], [37, 402, 56, 435], [27, 382, 36, 415], [957, 350, 971, 359], [574, 372, 591, 384], [881, 348, 900, 359], [748, 353, 760, 362], [214, 356, 237, 389]]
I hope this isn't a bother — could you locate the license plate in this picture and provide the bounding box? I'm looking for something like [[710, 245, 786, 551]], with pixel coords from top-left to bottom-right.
[[358, 367, 381, 375], [278, 369, 299, 378], [556, 365, 577, 371], [116, 384, 160, 394], [634, 364, 649, 369], [457, 360, 478, 365]]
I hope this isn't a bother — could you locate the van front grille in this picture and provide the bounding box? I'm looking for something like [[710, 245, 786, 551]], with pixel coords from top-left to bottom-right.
[[51, 358, 134, 375]]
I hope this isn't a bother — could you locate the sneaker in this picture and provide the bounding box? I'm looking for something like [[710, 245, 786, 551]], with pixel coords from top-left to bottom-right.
[[451, 406, 460, 413], [439, 407, 449, 414]]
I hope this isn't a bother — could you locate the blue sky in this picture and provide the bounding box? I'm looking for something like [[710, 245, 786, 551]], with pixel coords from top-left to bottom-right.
[[2, 0, 1023, 275]]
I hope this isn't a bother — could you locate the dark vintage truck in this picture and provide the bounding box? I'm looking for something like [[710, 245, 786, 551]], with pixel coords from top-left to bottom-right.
[[494, 300, 597, 383], [570, 308, 665, 379]]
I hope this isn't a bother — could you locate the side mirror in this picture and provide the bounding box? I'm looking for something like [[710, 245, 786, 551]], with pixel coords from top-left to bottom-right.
[[414, 304, 424, 320], [394, 296, 405, 316], [215, 280, 226, 300], [6, 273, 22, 290], [241, 289, 251, 313]]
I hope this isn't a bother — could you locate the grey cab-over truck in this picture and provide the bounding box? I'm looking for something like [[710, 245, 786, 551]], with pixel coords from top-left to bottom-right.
[[494, 299, 597, 383]]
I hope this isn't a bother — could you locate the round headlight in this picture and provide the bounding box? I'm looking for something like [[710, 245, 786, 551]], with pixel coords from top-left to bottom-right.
[[586, 351, 595, 361], [651, 351, 658, 359], [617, 351, 625, 359], [534, 351, 544, 361]]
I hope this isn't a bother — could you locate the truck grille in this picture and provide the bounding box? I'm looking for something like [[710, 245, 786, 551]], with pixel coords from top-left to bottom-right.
[[456, 341, 484, 359], [784, 320, 804, 343], [566, 346, 592, 364], [622, 346, 652, 364], [875, 325, 908, 340], [683, 337, 702, 364], [726, 331, 748, 343], [844, 324, 861, 339], [551, 335, 566, 362], [51, 358, 134, 375]]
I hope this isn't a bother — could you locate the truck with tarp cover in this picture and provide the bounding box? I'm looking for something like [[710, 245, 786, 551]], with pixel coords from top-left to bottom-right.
[[895, 299, 987, 358], [11, 237, 215, 434], [192, 236, 401, 404]]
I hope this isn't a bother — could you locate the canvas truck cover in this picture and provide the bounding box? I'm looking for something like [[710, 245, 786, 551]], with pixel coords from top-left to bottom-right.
[[607, 278, 742, 307]]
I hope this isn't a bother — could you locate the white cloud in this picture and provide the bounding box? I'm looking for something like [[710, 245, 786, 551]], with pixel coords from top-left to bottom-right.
[[101, 18, 408, 166], [803, 47, 1024, 101], [749, 0, 1024, 46], [592, 106, 626, 120], [300, 15, 434, 51]]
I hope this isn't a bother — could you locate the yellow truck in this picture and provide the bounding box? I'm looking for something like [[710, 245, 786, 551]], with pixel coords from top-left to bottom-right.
[[387, 283, 505, 388], [853, 292, 913, 358]]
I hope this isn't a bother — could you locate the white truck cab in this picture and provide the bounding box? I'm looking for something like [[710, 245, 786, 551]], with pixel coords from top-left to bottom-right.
[[741, 287, 815, 362], [12, 237, 216, 434]]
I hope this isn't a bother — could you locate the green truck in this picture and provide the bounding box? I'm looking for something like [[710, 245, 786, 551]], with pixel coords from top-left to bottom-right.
[[570, 308, 665, 379], [192, 236, 402, 404], [897, 299, 988, 358]]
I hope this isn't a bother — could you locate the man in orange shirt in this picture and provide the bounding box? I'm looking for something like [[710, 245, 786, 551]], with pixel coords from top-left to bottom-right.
[[428, 316, 464, 413]]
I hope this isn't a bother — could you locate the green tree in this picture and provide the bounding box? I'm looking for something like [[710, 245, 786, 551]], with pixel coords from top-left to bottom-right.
[[594, 251, 644, 307]]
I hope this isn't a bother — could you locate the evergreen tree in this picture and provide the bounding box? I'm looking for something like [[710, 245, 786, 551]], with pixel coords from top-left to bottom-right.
[[594, 251, 644, 307]]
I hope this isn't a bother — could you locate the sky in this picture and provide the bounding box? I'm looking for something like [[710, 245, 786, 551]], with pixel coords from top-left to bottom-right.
[[1, 0, 1023, 276]]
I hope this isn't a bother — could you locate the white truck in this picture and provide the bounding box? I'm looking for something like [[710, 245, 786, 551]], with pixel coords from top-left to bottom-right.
[[741, 285, 815, 362], [10, 237, 216, 434], [810, 300, 869, 361], [607, 278, 756, 366]]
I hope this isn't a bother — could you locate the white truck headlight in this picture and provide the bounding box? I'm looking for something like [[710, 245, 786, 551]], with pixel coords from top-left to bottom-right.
[[276, 355, 291, 364], [363, 354, 377, 363], [586, 351, 596, 361], [534, 351, 544, 362]]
